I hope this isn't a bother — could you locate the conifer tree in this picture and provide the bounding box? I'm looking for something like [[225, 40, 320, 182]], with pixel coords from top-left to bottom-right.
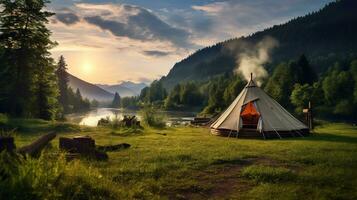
[[112, 92, 121, 108], [56, 55, 69, 113], [0, 0, 58, 118]]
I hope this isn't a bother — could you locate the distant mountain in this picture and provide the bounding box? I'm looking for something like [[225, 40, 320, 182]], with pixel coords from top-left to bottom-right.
[[67, 73, 114, 102], [119, 81, 147, 93], [96, 81, 147, 97], [161, 0, 357, 89]]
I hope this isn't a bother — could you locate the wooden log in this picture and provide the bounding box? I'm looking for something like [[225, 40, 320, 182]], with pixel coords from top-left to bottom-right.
[[96, 143, 131, 152], [0, 136, 16, 152], [17, 132, 56, 157]]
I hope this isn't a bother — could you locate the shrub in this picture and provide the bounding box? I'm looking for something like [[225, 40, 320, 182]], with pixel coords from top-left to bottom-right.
[[140, 106, 166, 128], [242, 165, 295, 183], [0, 151, 118, 200]]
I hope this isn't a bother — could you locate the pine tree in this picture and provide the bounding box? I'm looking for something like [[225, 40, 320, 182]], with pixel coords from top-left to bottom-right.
[[36, 66, 58, 120], [74, 88, 83, 111], [56, 55, 69, 113], [0, 0, 58, 118], [297, 54, 317, 84], [111, 92, 121, 108]]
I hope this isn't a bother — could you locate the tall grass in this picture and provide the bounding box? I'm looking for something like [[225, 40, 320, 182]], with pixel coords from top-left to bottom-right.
[[140, 106, 166, 128], [0, 151, 118, 200]]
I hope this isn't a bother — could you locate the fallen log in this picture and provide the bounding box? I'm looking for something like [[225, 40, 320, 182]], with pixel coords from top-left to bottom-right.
[[96, 143, 131, 152], [17, 132, 56, 157]]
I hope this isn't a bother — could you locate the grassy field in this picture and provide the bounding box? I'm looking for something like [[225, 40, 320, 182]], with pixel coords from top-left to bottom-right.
[[1, 119, 357, 200]]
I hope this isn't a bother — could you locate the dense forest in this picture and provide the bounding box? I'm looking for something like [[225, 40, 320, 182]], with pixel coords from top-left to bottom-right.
[[133, 55, 357, 120], [161, 0, 357, 89], [0, 0, 92, 120]]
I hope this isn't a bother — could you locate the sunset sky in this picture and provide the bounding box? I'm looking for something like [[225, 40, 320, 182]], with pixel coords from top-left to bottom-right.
[[48, 0, 332, 84]]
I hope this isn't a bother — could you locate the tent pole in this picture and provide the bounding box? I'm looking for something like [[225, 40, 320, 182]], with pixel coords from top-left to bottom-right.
[[228, 129, 233, 138], [273, 128, 282, 139], [293, 130, 304, 137], [236, 120, 239, 138], [264, 118, 282, 139]]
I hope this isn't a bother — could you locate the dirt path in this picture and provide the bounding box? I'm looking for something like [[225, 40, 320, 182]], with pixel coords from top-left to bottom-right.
[[170, 157, 285, 200]]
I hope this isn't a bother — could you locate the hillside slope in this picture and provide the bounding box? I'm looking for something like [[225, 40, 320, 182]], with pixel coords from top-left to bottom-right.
[[68, 73, 114, 101], [96, 81, 147, 97], [162, 0, 357, 89]]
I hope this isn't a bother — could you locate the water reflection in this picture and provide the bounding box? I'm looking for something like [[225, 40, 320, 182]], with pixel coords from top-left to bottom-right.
[[66, 108, 196, 127]]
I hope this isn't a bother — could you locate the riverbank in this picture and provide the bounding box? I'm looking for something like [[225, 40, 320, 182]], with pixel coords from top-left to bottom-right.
[[1, 120, 357, 199]]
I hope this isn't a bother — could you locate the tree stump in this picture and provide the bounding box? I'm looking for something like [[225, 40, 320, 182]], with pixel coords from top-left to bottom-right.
[[59, 136, 107, 160]]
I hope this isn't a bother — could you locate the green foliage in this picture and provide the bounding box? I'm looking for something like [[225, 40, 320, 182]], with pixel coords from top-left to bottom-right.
[[0, 152, 117, 200], [67, 88, 90, 113], [140, 106, 166, 128], [0, 0, 58, 119], [121, 96, 139, 109], [242, 165, 295, 183], [290, 84, 313, 114], [322, 66, 353, 105], [139, 80, 167, 104], [321, 62, 356, 118], [56, 55, 69, 114], [164, 82, 204, 110], [290, 83, 323, 115]]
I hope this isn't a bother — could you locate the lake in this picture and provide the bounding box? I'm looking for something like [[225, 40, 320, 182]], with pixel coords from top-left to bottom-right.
[[66, 108, 197, 127]]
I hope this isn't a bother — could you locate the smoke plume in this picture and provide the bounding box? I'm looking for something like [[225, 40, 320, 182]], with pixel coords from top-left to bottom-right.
[[234, 36, 278, 85]]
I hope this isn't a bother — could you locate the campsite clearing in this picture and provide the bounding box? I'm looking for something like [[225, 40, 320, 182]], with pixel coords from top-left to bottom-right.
[[6, 121, 357, 199]]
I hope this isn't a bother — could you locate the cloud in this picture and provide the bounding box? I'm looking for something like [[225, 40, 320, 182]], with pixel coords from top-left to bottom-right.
[[142, 50, 171, 57], [133, 77, 152, 84], [65, 3, 194, 49], [192, 2, 227, 14], [56, 12, 80, 25]]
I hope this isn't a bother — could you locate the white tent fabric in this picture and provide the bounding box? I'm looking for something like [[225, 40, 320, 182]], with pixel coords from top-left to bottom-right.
[[210, 79, 308, 133]]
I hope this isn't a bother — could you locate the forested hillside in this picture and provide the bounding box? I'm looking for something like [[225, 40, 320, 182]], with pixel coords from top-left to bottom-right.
[[162, 0, 357, 89]]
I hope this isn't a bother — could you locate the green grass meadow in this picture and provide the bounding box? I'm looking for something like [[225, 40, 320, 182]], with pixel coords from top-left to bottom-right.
[[1, 119, 357, 199]]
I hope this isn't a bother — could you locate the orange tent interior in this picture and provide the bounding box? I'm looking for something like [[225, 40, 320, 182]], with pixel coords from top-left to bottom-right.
[[240, 101, 260, 128]]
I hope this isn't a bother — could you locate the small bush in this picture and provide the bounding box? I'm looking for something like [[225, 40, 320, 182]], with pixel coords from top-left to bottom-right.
[[98, 115, 142, 135], [242, 165, 295, 183], [140, 106, 166, 128]]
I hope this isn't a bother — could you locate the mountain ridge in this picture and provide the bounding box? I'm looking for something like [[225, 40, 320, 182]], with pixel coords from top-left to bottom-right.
[[67, 73, 147, 101], [67, 73, 114, 102], [161, 0, 357, 89]]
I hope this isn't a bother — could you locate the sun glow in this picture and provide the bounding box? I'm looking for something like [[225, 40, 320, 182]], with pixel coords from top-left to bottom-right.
[[82, 62, 93, 74]]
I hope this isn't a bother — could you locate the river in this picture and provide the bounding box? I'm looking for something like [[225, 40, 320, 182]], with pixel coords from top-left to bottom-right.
[[66, 108, 197, 127]]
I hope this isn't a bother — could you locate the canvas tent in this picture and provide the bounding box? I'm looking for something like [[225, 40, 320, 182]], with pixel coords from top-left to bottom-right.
[[210, 75, 309, 139]]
